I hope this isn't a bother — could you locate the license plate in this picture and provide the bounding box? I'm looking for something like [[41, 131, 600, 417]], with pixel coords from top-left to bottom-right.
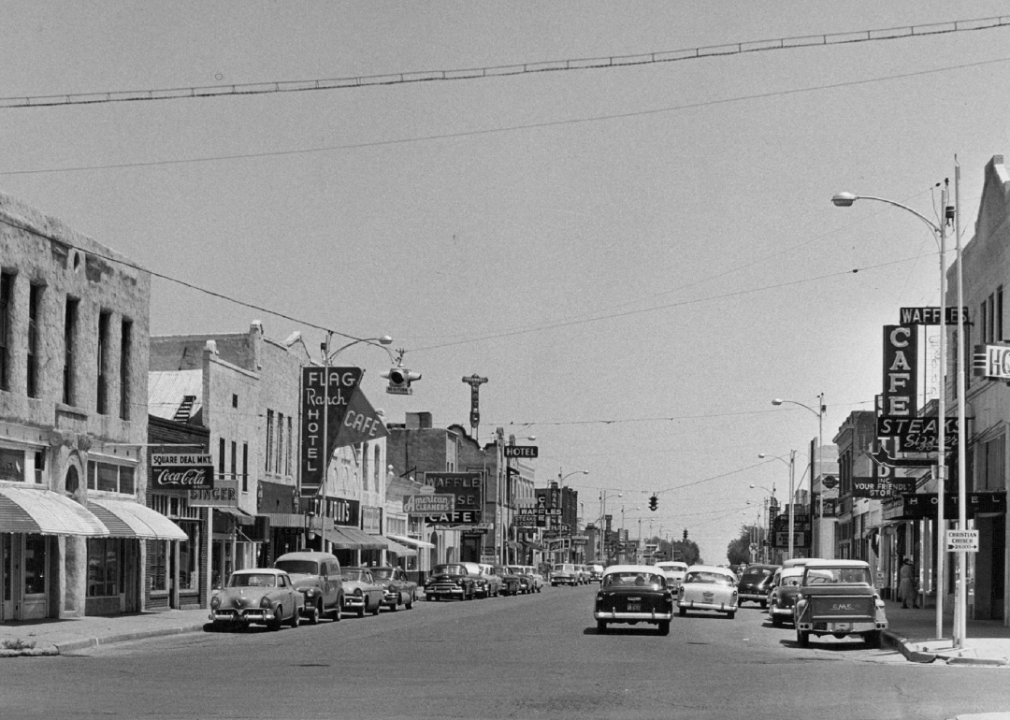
[[627, 603, 641, 612], [830, 622, 852, 632]]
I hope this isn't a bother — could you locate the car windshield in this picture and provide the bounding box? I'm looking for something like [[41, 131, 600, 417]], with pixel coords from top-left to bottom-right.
[[804, 567, 871, 585], [342, 569, 368, 582], [434, 564, 466, 576], [508, 566, 526, 574], [370, 568, 393, 579], [684, 571, 735, 586], [230, 573, 276, 588], [742, 568, 772, 581], [274, 560, 318, 576], [602, 572, 665, 589]]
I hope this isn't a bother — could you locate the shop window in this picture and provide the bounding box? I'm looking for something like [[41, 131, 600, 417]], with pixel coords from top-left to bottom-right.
[[286, 416, 293, 476], [265, 409, 274, 472], [242, 443, 249, 492], [276, 412, 283, 474], [119, 319, 132, 420], [87, 538, 122, 597], [149, 541, 168, 593], [23, 535, 47, 596], [63, 297, 79, 405], [96, 310, 111, 414], [178, 522, 200, 590], [0, 447, 24, 482]]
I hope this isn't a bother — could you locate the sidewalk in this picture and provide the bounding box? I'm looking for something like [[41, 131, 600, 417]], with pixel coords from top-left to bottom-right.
[[0, 607, 209, 657], [882, 599, 1010, 666]]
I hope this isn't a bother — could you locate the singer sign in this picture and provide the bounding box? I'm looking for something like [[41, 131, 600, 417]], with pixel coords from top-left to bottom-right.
[[151, 453, 215, 489]]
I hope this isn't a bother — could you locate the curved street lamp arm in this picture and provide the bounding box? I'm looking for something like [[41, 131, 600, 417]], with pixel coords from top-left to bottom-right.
[[324, 335, 396, 365]]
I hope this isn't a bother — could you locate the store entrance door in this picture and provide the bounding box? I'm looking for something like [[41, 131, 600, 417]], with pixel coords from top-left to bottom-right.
[[1, 534, 12, 621]]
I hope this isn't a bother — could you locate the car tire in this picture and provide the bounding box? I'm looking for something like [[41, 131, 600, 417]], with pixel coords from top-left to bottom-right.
[[269, 607, 283, 631], [426, 594, 434, 602], [597, 620, 607, 634], [772, 615, 783, 627], [357, 604, 365, 618], [371, 600, 380, 616], [797, 629, 810, 647], [289, 607, 300, 628], [865, 630, 882, 649], [406, 592, 414, 610], [658, 621, 670, 636], [760, 600, 767, 609], [309, 601, 321, 625], [678, 607, 687, 617], [333, 597, 343, 621]]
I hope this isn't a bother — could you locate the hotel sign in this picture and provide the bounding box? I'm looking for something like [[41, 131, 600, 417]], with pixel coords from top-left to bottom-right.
[[973, 344, 1010, 381]]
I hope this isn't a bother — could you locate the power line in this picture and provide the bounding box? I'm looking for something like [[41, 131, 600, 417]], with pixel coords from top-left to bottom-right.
[[1, 16, 1006, 110]]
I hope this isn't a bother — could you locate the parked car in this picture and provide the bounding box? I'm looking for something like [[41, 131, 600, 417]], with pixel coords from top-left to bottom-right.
[[371, 565, 418, 611], [274, 551, 343, 624], [677, 565, 739, 619], [209, 568, 304, 631], [461, 561, 493, 598], [588, 564, 605, 581], [766, 566, 805, 626], [653, 561, 688, 591], [495, 564, 524, 596], [341, 567, 385, 617], [477, 563, 503, 597], [507, 565, 534, 594], [793, 559, 888, 648], [575, 564, 589, 584], [521, 565, 545, 592], [594, 564, 674, 635], [737, 563, 779, 608], [551, 563, 578, 586], [425, 563, 478, 601]]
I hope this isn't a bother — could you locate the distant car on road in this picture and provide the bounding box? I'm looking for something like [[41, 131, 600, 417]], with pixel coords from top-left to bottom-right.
[[341, 567, 385, 617], [653, 561, 688, 591], [552, 563, 578, 586], [766, 566, 805, 626], [594, 564, 674, 635], [209, 568, 304, 631], [677, 565, 739, 619], [588, 564, 605, 582], [737, 564, 778, 608], [371, 566, 418, 611], [274, 551, 343, 624]]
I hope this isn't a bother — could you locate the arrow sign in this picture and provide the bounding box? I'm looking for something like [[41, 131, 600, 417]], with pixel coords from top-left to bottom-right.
[[872, 446, 933, 468]]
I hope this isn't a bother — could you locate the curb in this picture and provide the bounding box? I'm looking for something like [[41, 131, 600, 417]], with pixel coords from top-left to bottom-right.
[[883, 630, 1009, 666], [54, 623, 208, 654]]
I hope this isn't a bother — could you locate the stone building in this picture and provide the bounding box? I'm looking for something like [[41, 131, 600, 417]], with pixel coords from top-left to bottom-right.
[[0, 190, 185, 622]]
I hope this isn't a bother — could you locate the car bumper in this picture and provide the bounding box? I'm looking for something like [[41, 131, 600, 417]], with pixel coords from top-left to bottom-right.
[[769, 604, 795, 617], [595, 609, 674, 622], [552, 576, 575, 585], [678, 600, 738, 612], [210, 608, 277, 624], [427, 587, 464, 598], [739, 591, 766, 601], [797, 620, 887, 634], [344, 596, 367, 609]]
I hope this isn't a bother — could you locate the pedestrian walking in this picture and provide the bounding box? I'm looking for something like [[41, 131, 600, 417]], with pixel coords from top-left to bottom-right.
[[898, 556, 918, 608]]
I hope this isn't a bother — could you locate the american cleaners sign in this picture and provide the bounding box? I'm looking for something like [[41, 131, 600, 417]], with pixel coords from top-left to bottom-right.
[[151, 453, 214, 489]]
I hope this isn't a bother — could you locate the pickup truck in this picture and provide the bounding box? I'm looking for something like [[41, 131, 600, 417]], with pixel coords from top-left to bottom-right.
[[793, 559, 888, 648]]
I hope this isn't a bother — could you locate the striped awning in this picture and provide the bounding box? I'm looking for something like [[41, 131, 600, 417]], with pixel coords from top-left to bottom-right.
[[87, 498, 188, 541], [325, 525, 388, 550], [387, 533, 436, 550], [383, 537, 417, 556], [0, 486, 109, 537]]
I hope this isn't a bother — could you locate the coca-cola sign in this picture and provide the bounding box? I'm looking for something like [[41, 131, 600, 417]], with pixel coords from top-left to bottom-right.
[[151, 453, 214, 489]]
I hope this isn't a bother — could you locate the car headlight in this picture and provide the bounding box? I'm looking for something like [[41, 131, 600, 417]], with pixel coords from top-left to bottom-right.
[[260, 596, 273, 609], [304, 587, 318, 597], [210, 595, 221, 609]]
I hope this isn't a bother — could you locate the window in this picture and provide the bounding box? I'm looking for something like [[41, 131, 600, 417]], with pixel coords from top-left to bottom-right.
[[87, 461, 136, 494], [27, 284, 41, 398], [362, 443, 369, 491], [374, 446, 381, 491], [87, 538, 122, 597], [242, 443, 249, 492], [218, 437, 226, 475], [97, 310, 111, 414], [276, 412, 284, 474], [979, 435, 1006, 491], [232, 393, 238, 408], [24, 534, 48, 596], [265, 410, 274, 472], [177, 524, 199, 590], [120, 319, 132, 420], [286, 416, 293, 476], [998, 286, 1005, 342], [148, 541, 168, 593], [231, 441, 239, 492], [63, 297, 79, 405], [0, 272, 12, 392], [0, 447, 45, 484]]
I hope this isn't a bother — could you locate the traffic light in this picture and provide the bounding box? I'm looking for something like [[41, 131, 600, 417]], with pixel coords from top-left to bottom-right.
[[380, 366, 421, 395], [648, 494, 658, 511], [682, 529, 688, 541]]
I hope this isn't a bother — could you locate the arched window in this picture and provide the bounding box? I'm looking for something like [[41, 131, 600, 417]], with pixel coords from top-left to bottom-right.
[[65, 465, 80, 495], [373, 446, 381, 492]]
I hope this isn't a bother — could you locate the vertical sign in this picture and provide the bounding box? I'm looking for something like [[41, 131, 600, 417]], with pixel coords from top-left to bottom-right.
[[462, 374, 488, 436], [300, 367, 362, 496], [882, 325, 918, 419]]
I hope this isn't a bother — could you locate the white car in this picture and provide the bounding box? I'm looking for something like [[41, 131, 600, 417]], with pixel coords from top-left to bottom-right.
[[677, 565, 739, 619], [654, 561, 688, 590]]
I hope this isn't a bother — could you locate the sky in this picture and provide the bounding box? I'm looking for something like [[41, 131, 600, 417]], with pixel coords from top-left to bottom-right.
[[2, 1, 1009, 562]]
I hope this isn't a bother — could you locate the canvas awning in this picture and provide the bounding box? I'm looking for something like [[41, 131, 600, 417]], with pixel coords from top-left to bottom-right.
[[325, 525, 388, 550], [0, 486, 108, 537], [387, 533, 435, 550], [87, 498, 188, 541], [383, 537, 417, 556], [213, 506, 255, 525]]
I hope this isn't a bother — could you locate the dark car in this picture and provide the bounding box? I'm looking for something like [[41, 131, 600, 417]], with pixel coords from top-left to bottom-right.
[[594, 564, 674, 635], [274, 551, 344, 623], [425, 563, 478, 601], [766, 566, 805, 626], [494, 565, 523, 596], [371, 566, 419, 611], [737, 563, 778, 608]]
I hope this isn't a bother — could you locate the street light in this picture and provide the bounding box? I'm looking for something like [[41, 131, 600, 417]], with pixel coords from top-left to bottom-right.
[[322, 334, 395, 364], [833, 184, 957, 643], [760, 452, 796, 558], [772, 395, 825, 555]]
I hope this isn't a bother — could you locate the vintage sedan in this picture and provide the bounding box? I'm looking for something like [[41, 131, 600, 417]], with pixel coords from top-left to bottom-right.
[[737, 563, 779, 608], [507, 565, 534, 594], [551, 563, 579, 586], [341, 567, 385, 617], [594, 564, 674, 635], [209, 568, 304, 631], [478, 563, 503, 597], [371, 566, 418, 611], [654, 561, 688, 591], [274, 551, 343, 623], [677, 565, 739, 619], [793, 560, 888, 648], [425, 563, 478, 601], [495, 565, 524, 596], [766, 566, 805, 626]]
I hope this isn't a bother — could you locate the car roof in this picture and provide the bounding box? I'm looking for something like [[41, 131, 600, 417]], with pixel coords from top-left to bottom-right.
[[234, 568, 287, 575], [781, 566, 806, 577], [275, 551, 339, 562], [654, 561, 687, 569], [686, 564, 736, 575], [741, 564, 779, 571], [602, 564, 664, 575], [803, 560, 871, 570]]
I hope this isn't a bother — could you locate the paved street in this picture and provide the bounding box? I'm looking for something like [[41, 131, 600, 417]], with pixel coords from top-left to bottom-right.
[[2, 586, 1008, 720]]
